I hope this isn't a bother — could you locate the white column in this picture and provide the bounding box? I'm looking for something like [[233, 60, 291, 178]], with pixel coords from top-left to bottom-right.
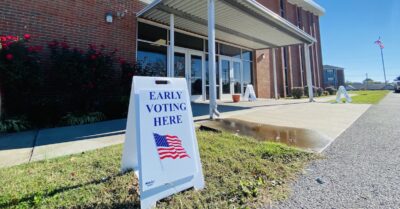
[[272, 48, 278, 99], [299, 45, 304, 88], [208, 0, 219, 119], [304, 43, 314, 102], [168, 14, 175, 77]]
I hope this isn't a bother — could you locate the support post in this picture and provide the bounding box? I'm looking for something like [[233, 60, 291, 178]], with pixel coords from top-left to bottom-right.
[[168, 14, 175, 77], [272, 48, 278, 99], [304, 43, 314, 102], [208, 0, 219, 119]]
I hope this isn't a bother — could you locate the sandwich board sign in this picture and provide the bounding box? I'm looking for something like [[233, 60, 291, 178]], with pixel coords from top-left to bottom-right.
[[243, 84, 257, 102], [336, 85, 352, 103], [121, 76, 204, 209]]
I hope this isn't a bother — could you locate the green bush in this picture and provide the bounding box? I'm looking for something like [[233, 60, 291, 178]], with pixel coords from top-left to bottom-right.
[[325, 87, 337, 95], [323, 91, 329, 96], [0, 35, 144, 133], [59, 112, 106, 126], [291, 87, 304, 99], [0, 117, 31, 133], [316, 87, 323, 97]]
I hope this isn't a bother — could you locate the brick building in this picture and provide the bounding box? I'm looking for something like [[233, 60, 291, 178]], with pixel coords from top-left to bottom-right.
[[323, 65, 345, 88], [1, 0, 325, 101]]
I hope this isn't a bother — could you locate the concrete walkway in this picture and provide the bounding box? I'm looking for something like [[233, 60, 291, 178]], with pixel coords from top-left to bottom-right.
[[0, 119, 126, 168], [276, 92, 400, 208], [0, 94, 364, 168]]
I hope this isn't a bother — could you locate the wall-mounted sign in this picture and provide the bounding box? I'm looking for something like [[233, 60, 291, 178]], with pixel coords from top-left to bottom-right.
[[121, 76, 204, 209], [336, 85, 352, 103]]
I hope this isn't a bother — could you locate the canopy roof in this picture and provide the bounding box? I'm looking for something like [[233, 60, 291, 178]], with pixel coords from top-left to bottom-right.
[[137, 0, 317, 49]]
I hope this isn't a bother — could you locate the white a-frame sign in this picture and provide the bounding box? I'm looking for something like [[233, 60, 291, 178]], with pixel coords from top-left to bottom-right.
[[121, 76, 205, 209]]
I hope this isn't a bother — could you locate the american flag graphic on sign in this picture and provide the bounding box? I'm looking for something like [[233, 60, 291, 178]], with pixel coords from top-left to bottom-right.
[[153, 133, 190, 160]]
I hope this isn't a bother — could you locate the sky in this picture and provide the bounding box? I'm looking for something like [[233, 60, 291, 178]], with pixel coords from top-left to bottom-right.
[[316, 0, 400, 82]]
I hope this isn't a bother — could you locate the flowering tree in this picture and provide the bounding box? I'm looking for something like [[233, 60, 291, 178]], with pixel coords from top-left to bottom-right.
[[0, 34, 43, 119]]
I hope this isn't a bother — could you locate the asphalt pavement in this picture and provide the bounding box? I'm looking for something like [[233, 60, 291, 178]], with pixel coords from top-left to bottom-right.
[[276, 92, 400, 209]]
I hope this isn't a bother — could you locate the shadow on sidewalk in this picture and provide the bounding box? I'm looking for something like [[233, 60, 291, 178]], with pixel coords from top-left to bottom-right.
[[0, 101, 308, 151]]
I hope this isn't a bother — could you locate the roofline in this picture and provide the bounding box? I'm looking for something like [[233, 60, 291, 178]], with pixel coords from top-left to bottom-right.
[[304, 0, 325, 16], [288, 0, 325, 16], [323, 65, 345, 70], [137, 0, 161, 17], [137, 0, 316, 46], [247, 0, 316, 44]]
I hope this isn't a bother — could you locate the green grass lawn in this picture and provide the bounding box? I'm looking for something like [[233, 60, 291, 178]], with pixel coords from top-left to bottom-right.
[[0, 131, 315, 209], [334, 90, 390, 104]]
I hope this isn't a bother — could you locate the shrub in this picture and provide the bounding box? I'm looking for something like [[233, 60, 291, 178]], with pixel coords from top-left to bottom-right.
[[59, 112, 106, 126], [0, 117, 31, 133], [316, 87, 323, 97], [0, 34, 43, 122], [323, 91, 329, 96], [48, 40, 118, 115], [325, 87, 337, 95], [291, 87, 304, 99], [120, 61, 142, 96]]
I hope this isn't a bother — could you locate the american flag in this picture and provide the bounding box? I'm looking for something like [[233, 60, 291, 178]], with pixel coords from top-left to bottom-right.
[[374, 38, 384, 49], [153, 133, 190, 160]]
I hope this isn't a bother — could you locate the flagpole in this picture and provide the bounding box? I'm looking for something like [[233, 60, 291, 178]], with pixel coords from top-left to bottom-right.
[[380, 47, 387, 86]]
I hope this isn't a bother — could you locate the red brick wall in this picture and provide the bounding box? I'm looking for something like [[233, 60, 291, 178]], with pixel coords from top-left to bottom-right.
[[254, 49, 273, 98], [258, 0, 280, 13], [255, 0, 325, 98], [0, 0, 145, 63]]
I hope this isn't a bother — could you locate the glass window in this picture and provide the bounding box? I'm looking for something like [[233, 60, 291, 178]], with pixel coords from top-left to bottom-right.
[[242, 50, 253, 61], [220, 43, 241, 58], [280, 0, 286, 17], [243, 61, 253, 86], [137, 42, 167, 77], [174, 52, 186, 78], [297, 7, 303, 29], [221, 59, 231, 94], [175, 32, 204, 51], [233, 61, 241, 94], [205, 56, 220, 99], [205, 56, 219, 85], [191, 55, 203, 95], [138, 22, 167, 45]]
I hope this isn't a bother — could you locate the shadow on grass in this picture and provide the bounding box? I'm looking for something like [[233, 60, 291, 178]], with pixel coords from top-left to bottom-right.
[[0, 171, 139, 208]]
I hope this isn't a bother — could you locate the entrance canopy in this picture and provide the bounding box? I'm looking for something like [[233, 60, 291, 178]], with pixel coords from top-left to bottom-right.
[[137, 0, 316, 49]]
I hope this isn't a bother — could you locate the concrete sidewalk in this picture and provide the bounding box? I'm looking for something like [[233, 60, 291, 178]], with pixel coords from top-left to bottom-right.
[[0, 94, 364, 168], [0, 119, 126, 168]]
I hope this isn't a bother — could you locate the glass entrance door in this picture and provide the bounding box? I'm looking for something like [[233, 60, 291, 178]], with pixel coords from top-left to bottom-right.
[[205, 57, 220, 100], [173, 48, 204, 101], [232, 61, 242, 95], [220, 57, 242, 100], [190, 54, 203, 101], [221, 59, 231, 98]]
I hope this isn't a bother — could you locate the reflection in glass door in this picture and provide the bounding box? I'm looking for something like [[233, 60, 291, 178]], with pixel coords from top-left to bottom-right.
[[221, 59, 231, 95], [233, 61, 242, 94], [173, 48, 204, 101], [205, 57, 220, 100], [220, 57, 242, 100], [190, 54, 203, 100], [174, 52, 186, 78]]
